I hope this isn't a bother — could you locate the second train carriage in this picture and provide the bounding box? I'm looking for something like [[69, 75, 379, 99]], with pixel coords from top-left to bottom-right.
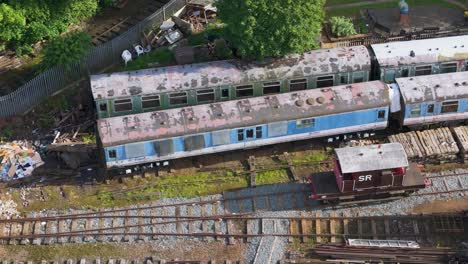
[[97, 81, 389, 170], [371, 35, 468, 83], [91, 46, 372, 118], [394, 72, 468, 128]]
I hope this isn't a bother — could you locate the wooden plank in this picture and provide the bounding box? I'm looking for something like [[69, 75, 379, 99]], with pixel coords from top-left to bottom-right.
[[248, 156, 256, 187]]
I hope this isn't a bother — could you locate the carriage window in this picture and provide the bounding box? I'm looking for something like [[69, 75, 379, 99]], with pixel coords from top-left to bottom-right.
[[169, 92, 188, 105], [441, 101, 459, 113], [410, 105, 421, 117], [401, 68, 409, 77], [296, 118, 315, 129], [141, 95, 160, 109], [237, 129, 244, 141], [99, 102, 107, 111], [415, 65, 432, 76], [114, 99, 132, 112], [108, 149, 116, 159], [289, 79, 307, 91], [340, 74, 348, 84], [316, 75, 334, 88], [221, 88, 229, 98], [465, 61, 468, 71], [427, 104, 434, 114], [246, 129, 254, 139], [263, 81, 281, 94], [236, 85, 254, 98], [256, 126, 262, 138], [352, 72, 364, 83], [440, 62, 458, 73], [196, 89, 215, 103], [377, 110, 385, 119]]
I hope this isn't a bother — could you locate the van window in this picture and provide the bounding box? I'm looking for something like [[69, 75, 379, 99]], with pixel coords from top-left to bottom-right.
[[236, 85, 254, 98], [169, 92, 188, 105], [114, 99, 132, 112], [196, 89, 215, 103], [415, 65, 432, 76], [441, 101, 459, 113], [141, 95, 160, 109], [289, 79, 307, 91]]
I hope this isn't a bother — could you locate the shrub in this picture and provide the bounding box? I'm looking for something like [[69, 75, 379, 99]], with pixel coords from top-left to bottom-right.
[[330, 16, 357, 37], [41, 31, 92, 70]]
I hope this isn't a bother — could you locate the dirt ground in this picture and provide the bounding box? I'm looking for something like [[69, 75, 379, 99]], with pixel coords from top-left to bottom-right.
[[412, 197, 468, 214], [0, 241, 246, 262]]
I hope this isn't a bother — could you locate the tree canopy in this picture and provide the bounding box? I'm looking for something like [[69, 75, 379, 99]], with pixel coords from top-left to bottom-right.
[[216, 0, 325, 59], [0, 0, 100, 55]]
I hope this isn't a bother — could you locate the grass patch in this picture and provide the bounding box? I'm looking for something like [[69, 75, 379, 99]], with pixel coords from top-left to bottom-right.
[[292, 149, 331, 164], [327, 0, 462, 17], [256, 169, 290, 185], [122, 47, 175, 71], [0, 244, 149, 262], [13, 170, 248, 213]]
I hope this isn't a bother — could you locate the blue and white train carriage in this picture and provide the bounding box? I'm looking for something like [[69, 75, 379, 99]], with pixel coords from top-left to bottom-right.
[[395, 72, 468, 127], [97, 81, 390, 169]]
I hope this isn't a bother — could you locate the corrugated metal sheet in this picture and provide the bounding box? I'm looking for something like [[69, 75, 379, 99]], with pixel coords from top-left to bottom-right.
[[371, 35, 468, 67], [90, 46, 371, 100], [335, 143, 408, 174], [97, 80, 389, 147], [396, 72, 468, 104]]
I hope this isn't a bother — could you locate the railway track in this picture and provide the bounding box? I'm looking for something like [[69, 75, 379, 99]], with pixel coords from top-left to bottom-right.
[[0, 210, 464, 246], [89, 0, 169, 45]]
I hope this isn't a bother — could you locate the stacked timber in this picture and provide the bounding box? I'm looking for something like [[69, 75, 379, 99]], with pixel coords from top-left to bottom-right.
[[388, 127, 459, 164], [452, 126, 468, 162]]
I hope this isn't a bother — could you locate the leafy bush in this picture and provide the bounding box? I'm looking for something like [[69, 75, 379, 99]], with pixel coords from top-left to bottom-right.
[[330, 16, 357, 37], [41, 31, 92, 69]]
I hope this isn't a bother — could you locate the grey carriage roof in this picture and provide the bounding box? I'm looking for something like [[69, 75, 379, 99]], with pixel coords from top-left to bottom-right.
[[371, 35, 468, 68], [90, 46, 371, 100], [335, 143, 408, 174], [97, 81, 389, 147], [396, 72, 468, 104]]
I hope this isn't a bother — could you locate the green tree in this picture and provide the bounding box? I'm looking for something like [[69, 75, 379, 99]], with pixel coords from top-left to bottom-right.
[[41, 31, 92, 69], [330, 16, 357, 37], [216, 0, 325, 59], [0, 3, 26, 42]]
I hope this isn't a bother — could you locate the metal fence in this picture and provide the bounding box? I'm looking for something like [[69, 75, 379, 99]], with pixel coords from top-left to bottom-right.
[[0, 0, 188, 118]]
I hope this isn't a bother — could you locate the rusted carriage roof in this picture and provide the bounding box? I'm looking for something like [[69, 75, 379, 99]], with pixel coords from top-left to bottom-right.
[[371, 35, 468, 68], [98, 81, 389, 147], [396, 72, 468, 104], [90, 46, 371, 100], [335, 143, 408, 174]]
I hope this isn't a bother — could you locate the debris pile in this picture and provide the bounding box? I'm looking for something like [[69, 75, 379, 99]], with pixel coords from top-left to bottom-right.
[[0, 141, 44, 181], [0, 197, 19, 219]]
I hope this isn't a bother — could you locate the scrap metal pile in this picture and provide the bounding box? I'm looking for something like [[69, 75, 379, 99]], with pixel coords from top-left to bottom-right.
[[0, 141, 44, 181]]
